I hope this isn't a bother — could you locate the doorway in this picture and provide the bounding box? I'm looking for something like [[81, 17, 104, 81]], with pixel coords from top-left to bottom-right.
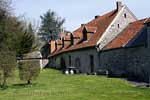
[[60, 57, 66, 70], [90, 55, 94, 73]]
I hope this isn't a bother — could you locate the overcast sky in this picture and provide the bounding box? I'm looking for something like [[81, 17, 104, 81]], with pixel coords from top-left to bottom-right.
[[13, 0, 150, 32]]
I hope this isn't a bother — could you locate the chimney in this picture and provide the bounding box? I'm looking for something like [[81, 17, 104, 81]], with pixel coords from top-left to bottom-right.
[[116, 1, 123, 11], [50, 40, 57, 53], [81, 24, 85, 27], [95, 15, 99, 19]]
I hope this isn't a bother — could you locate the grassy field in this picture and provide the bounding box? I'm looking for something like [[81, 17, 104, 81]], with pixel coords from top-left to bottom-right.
[[0, 69, 150, 100]]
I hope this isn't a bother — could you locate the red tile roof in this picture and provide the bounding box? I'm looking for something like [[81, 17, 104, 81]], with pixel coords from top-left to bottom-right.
[[144, 18, 150, 24], [63, 43, 71, 49], [104, 19, 147, 50], [50, 9, 118, 56]]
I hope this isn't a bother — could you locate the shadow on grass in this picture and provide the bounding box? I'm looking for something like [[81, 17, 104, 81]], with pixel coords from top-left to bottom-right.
[[0, 86, 8, 90], [13, 83, 37, 87], [6, 83, 38, 89]]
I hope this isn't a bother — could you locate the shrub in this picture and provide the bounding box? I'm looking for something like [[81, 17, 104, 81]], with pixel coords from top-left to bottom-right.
[[0, 50, 16, 88], [18, 61, 40, 85]]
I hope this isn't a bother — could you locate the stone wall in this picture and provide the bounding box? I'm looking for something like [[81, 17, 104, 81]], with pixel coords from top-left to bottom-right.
[[40, 59, 49, 69], [99, 46, 150, 82], [97, 6, 137, 50], [147, 23, 150, 47], [49, 47, 100, 74]]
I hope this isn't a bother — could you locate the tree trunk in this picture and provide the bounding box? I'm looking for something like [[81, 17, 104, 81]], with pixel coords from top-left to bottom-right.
[[0, 75, 2, 88], [27, 80, 31, 85], [0, 82, 2, 88], [2, 77, 6, 89]]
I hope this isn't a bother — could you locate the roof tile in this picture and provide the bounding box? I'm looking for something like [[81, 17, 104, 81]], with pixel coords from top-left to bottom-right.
[[51, 9, 118, 56], [104, 19, 147, 50]]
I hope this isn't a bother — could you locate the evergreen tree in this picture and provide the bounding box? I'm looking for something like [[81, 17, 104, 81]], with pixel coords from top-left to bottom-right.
[[0, 48, 16, 88], [2, 16, 35, 57], [39, 9, 65, 42], [0, 0, 11, 47], [18, 23, 34, 56]]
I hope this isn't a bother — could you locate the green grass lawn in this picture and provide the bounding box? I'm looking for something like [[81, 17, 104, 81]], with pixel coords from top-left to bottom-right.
[[0, 69, 150, 100]]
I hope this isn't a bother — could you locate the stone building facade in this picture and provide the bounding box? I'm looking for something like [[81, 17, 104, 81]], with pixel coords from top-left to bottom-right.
[[50, 48, 99, 73], [97, 3, 137, 50], [48, 2, 150, 81]]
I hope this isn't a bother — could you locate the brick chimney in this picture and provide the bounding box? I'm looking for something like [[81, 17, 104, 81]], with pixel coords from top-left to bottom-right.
[[81, 24, 85, 27], [50, 40, 57, 53], [116, 1, 123, 11], [95, 15, 99, 19]]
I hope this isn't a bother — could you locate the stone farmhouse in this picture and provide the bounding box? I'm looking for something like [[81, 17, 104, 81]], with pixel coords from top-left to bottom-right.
[[48, 2, 150, 82]]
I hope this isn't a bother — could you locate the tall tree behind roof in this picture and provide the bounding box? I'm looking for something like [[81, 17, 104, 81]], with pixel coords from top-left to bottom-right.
[[38, 9, 65, 42]]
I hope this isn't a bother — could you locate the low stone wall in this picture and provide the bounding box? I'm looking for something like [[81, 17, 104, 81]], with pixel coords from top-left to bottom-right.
[[17, 59, 48, 69]]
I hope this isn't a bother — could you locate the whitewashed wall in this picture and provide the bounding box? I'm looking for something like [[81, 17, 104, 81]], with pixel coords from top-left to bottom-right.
[[97, 6, 137, 50]]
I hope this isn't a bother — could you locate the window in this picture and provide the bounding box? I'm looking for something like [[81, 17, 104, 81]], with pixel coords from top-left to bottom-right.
[[124, 13, 127, 18], [69, 55, 71, 66], [75, 58, 80, 68], [83, 28, 87, 41], [118, 24, 120, 28]]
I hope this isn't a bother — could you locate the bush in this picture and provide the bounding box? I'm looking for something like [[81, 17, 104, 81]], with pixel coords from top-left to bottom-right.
[[0, 50, 17, 88], [18, 61, 40, 85]]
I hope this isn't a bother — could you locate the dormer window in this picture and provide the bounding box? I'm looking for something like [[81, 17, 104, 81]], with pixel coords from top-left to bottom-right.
[[83, 27, 87, 41], [118, 24, 120, 28], [124, 13, 127, 18]]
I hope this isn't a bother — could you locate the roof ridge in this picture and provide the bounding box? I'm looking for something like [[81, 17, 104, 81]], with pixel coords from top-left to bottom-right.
[[129, 18, 147, 24], [104, 18, 146, 50], [73, 9, 117, 33], [50, 9, 118, 57], [86, 9, 117, 25]]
